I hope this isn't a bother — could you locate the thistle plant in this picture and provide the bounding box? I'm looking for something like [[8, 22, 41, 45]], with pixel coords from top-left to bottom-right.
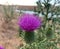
[[18, 14, 42, 43], [33, 0, 60, 49], [0, 46, 4, 49], [18, 0, 60, 49], [36, 0, 60, 38]]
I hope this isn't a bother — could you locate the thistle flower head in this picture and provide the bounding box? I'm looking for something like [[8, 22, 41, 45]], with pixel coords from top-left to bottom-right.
[[0, 46, 4, 49], [18, 14, 42, 32]]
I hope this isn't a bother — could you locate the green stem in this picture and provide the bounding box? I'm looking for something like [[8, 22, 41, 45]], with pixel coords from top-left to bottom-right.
[[24, 31, 35, 44]]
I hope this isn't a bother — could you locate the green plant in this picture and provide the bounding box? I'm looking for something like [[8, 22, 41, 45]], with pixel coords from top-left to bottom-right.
[[18, 0, 60, 49]]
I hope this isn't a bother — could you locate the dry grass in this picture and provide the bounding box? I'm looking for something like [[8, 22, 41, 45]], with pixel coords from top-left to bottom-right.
[[0, 6, 24, 49]]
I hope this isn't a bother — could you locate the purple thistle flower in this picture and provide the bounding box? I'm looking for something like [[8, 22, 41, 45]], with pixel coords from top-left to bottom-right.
[[0, 46, 4, 49], [18, 14, 42, 32]]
